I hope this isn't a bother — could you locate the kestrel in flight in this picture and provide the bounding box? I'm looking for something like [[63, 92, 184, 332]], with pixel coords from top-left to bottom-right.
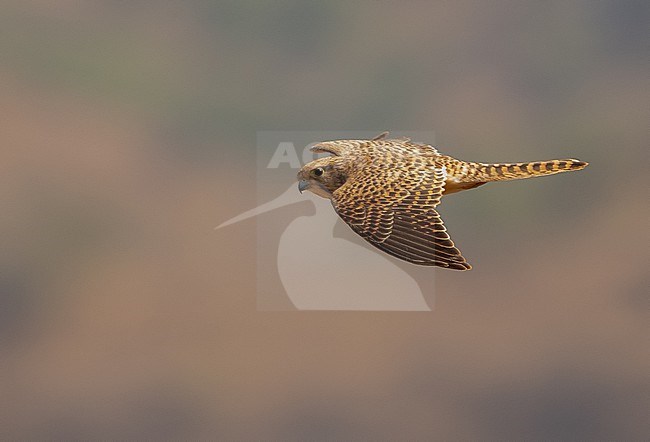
[[297, 132, 588, 270]]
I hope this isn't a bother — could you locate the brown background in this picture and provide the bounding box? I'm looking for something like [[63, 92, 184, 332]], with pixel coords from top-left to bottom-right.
[[1, 1, 648, 439]]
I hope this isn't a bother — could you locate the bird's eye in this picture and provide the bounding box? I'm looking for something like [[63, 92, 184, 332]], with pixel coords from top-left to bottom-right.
[[312, 167, 324, 177]]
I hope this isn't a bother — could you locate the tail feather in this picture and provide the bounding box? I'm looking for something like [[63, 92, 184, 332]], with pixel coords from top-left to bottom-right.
[[475, 159, 588, 182]]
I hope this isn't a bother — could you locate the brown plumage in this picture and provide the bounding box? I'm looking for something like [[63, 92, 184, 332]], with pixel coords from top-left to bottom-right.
[[296, 132, 588, 270]]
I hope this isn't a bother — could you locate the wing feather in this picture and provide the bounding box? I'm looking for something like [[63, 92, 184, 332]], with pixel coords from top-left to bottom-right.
[[332, 157, 471, 270]]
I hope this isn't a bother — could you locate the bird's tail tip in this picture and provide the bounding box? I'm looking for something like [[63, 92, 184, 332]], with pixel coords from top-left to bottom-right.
[[569, 159, 589, 170]]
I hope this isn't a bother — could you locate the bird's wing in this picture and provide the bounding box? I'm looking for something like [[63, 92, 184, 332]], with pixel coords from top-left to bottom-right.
[[332, 159, 471, 270]]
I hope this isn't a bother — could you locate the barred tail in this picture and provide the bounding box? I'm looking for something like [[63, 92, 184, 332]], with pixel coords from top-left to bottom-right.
[[475, 159, 588, 182]]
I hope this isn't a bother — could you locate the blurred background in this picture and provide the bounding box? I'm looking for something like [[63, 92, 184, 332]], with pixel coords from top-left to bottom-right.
[[1, 1, 648, 439]]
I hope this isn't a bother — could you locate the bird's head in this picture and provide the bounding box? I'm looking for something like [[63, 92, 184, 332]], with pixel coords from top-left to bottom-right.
[[297, 156, 348, 199]]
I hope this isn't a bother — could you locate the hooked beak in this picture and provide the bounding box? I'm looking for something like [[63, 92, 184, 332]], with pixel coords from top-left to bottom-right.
[[298, 179, 310, 194]]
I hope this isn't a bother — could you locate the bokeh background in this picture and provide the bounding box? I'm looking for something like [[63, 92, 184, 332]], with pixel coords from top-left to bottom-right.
[[2, 1, 648, 439]]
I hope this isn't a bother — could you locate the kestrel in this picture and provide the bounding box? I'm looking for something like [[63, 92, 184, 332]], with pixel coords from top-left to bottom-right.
[[297, 132, 588, 270]]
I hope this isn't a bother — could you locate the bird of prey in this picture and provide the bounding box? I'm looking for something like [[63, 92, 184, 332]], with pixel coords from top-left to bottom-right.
[[297, 132, 588, 270]]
